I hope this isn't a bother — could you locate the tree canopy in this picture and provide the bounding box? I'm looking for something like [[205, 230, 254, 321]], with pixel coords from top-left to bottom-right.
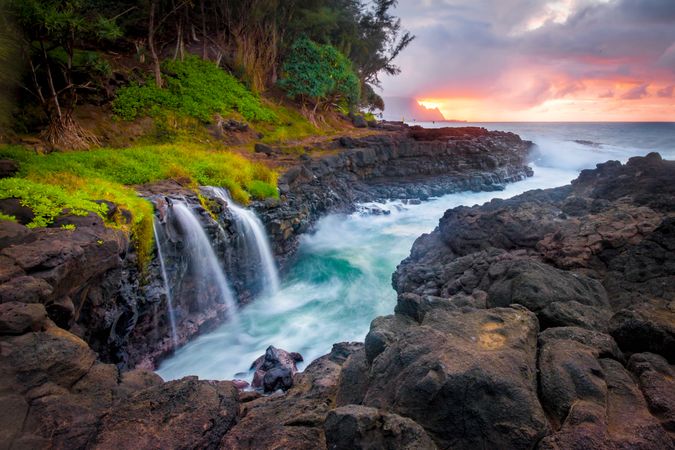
[[4, 0, 413, 146]]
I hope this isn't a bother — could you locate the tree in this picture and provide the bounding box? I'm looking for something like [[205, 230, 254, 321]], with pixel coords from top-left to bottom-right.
[[286, 0, 413, 110], [9, 0, 123, 149], [278, 37, 360, 118]]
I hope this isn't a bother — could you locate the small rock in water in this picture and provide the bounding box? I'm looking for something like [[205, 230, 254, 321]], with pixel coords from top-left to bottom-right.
[[250, 346, 303, 393], [231, 379, 250, 390]]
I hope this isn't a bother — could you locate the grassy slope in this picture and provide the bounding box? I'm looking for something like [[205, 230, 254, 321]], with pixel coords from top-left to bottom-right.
[[0, 57, 368, 270]]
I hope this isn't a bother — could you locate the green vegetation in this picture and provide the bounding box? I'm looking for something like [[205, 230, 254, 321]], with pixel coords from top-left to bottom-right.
[[113, 57, 278, 123], [279, 37, 360, 111], [0, 143, 278, 270]]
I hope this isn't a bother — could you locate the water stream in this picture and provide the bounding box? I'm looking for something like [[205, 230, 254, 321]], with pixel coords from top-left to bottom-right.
[[153, 217, 178, 346], [209, 187, 280, 296], [170, 202, 238, 319], [158, 122, 675, 382]]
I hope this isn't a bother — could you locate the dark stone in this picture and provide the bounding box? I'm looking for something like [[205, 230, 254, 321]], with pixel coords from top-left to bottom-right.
[[0, 198, 35, 225], [324, 405, 437, 450], [0, 302, 48, 335], [251, 345, 303, 392], [254, 143, 277, 155], [0, 159, 19, 179]]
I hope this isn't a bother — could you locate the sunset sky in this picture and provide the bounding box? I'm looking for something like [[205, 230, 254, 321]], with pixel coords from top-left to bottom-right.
[[381, 0, 675, 121]]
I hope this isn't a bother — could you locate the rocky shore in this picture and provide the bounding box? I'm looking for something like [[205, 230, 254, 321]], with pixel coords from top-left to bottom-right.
[[0, 125, 534, 372], [2, 128, 672, 449]]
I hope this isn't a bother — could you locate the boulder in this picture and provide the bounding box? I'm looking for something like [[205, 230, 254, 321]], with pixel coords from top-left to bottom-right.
[[358, 306, 550, 449], [324, 405, 437, 450], [0, 302, 48, 335], [609, 298, 675, 362], [628, 352, 675, 433], [250, 345, 304, 392], [95, 377, 239, 450], [223, 343, 362, 450]]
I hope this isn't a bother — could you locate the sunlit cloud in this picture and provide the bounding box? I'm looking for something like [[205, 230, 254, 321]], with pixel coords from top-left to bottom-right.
[[382, 0, 675, 121]]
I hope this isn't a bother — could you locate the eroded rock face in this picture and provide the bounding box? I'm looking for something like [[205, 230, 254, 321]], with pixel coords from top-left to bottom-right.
[[324, 405, 437, 450], [353, 306, 550, 449], [257, 127, 533, 266]]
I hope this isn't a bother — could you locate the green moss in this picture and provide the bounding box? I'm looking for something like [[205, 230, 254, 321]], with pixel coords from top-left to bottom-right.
[[0, 212, 16, 222], [113, 56, 278, 124]]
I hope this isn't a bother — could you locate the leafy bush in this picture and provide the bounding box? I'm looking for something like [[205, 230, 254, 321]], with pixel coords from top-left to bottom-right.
[[113, 56, 278, 123], [0, 177, 106, 228], [278, 37, 360, 109]]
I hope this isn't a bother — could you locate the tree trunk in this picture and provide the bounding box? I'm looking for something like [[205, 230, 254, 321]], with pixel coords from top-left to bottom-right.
[[148, 0, 163, 87]]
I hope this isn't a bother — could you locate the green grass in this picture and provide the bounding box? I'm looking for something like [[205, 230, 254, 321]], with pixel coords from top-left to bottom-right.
[[113, 56, 278, 124], [0, 143, 278, 271]]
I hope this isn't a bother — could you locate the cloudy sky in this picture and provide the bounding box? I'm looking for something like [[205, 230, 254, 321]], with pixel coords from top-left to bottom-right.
[[380, 0, 675, 121]]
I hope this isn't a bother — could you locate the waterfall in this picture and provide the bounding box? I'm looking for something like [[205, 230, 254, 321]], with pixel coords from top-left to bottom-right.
[[171, 202, 238, 319], [153, 218, 179, 346], [210, 187, 280, 296]]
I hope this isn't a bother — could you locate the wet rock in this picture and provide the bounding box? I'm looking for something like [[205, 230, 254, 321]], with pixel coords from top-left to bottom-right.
[[223, 343, 362, 450], [324, 405, 437, 450], [250, 345, 304, 392]]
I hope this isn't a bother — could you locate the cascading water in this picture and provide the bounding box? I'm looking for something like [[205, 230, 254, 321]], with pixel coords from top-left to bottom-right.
[[158, 122, 675, 382], [171, 202, 238, 320], [153, 217, 178, 346], [210, 187, 280, 296]]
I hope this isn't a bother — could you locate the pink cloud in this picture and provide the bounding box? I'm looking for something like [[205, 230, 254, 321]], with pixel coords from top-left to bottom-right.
[[621, 83, 650, 100], [657, 84, 674, 98]]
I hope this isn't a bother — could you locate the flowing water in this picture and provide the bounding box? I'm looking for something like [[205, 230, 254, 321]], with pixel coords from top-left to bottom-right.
[[170, 202, 238, 319], [209, 187, 280, 295], [153, 217, 179, 346], [158, 122, 675, 382]]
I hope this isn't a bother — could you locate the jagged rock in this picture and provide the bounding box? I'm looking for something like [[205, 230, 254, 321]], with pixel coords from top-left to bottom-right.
[[95, 377, 239, 450], [258, 129, 533, 266], [539, 358, 673, 449], [356, 306, 550, 449], [324, 405, 437, 450], [0, 302, 48, 335], [250, 345, 304, 392], [223, 343, 363, 450], [537, 327, 618, 427], [609, 298, 675, 362], [628, 352, 675, 433]]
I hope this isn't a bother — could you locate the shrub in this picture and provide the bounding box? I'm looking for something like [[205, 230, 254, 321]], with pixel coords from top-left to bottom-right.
[[112, 56, 278, 123], [278, 37, 360, 110]]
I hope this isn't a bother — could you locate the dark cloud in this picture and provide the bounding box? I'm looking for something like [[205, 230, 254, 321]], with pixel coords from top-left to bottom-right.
[[598, 89, 614, 98]]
